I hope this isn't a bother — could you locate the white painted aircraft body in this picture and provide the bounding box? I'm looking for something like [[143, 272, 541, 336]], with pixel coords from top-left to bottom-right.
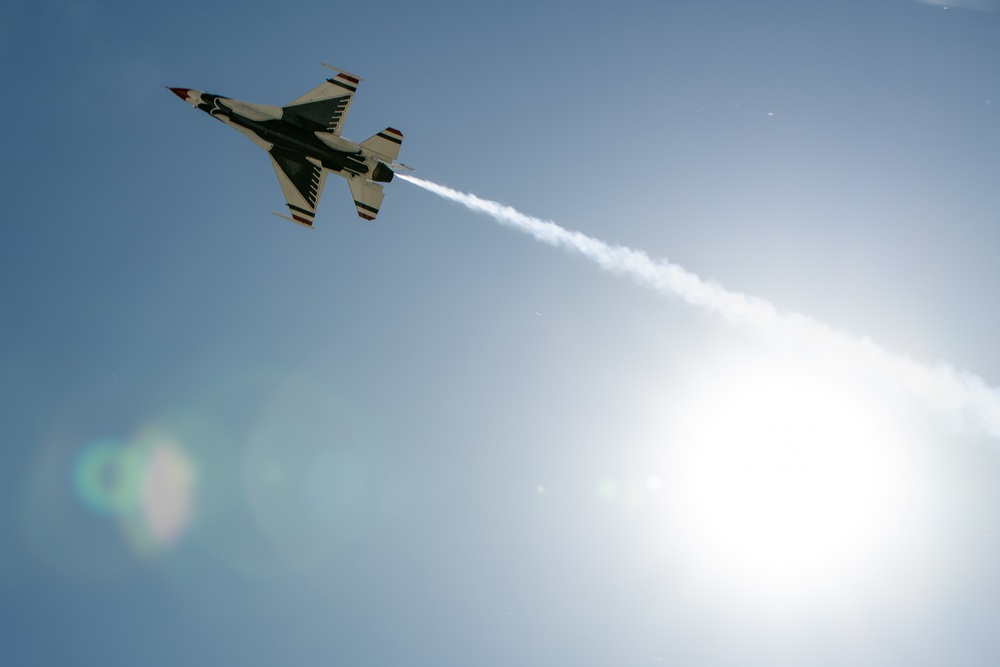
[[169, 65, 410, 227]]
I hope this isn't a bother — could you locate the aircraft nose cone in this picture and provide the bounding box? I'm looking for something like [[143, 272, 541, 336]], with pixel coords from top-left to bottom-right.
[[167, 87, 191, 101]]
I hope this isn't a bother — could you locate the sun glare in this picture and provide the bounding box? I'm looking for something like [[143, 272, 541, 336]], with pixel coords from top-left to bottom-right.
[[665, 354, 913, 604]]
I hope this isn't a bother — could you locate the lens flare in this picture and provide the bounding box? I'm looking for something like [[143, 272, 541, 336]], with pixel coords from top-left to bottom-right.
[[597, 478, 620, 501], [242, 373, 376, 574], [141, 444, 196, 544], [72, 431, 197, 555], [73, 439, 137, 516]]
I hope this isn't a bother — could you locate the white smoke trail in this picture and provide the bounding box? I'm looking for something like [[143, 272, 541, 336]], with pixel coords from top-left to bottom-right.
[[398, 173, 1000, 438]]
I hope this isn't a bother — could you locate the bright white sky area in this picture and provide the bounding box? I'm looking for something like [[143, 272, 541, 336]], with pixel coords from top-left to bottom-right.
[[1, 1, 999, 665]]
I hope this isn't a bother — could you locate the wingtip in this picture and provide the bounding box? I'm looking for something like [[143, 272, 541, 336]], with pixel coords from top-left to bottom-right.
[[272, 211, 315, 228], [321, 63, 363, 82]]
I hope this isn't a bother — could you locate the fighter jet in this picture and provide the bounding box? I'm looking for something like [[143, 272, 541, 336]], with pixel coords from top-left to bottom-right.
[[168, 64, 410, 227]]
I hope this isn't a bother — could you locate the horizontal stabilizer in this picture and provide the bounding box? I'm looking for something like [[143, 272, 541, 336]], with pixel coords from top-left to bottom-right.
[[347, 178, 385, 221], [360, 127, 403, 162]]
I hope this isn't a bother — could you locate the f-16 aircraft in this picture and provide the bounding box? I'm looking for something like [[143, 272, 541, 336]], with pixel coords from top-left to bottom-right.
[[168, 64, 410, 227]]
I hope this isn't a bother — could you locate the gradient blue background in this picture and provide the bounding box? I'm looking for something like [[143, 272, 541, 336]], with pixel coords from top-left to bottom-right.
[[2, 1, 999, 665]]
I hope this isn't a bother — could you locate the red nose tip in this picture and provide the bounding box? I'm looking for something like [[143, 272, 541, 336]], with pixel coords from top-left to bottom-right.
[[167, 87, 191, 101]]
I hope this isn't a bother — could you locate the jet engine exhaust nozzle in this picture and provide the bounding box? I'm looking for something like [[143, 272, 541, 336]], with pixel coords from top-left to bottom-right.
[[372, 161, 395, 183]]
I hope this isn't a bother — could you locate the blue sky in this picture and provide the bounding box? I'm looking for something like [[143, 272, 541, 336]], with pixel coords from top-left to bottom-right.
[[2, 1, 999, 665]]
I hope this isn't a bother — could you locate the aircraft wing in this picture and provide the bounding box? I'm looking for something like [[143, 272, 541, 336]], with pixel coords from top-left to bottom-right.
[[347, 178, 385, 221], [281, 71, 359, 136], [268, 147, 328, 227]]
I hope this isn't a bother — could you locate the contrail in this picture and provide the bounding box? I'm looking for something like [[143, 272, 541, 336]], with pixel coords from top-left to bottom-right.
[[398, 173, 1000, 438]]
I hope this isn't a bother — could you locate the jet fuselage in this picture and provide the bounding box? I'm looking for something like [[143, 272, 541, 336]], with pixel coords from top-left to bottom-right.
[[175, 88, 380, 178], [168, 67, 405, 226]]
